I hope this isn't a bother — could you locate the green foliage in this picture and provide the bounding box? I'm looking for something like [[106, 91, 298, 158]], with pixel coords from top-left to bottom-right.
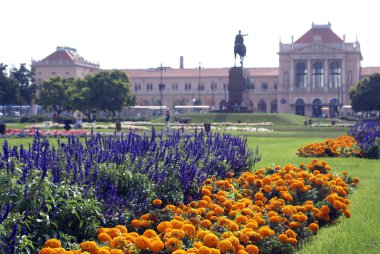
[[349, 73, 380, 112]]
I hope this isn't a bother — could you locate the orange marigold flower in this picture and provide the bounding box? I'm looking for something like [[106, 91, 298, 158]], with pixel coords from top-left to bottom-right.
[[213, 206, 224, 215], [217, 239, 234, 253], [245, 244, 259, 254], [171, 219, 184, 229], [107, 228, 121, 238], [110, 236, 125, 248], [258, 226, 274, 238], [98, 248, 111, 254], [143, 229, 158, 238], [253, 192, 264, 200], [44, 239, 61, 248], [135, 235, 151, 250], [109, 250, 124, 254], [200, 219, 212, 229], [199, 246, 211, 254], [203, 233, 219, 248], [98, 232, 112, 243], [235, 215, 248, 224], [153, 199, 163, 206], [39, 248, 54, 254], [131, 219, 142, 228], [287, 237, 298, 245], [321, 205, 330, 215], [115, 225, 128, 234], [182, 224, 196, 237], [315, 178, 324, 185], [285, 229, 297, 238], [278, 233, 288, 243], [79, 241, 99, 252], [150, 240, 165, 253], [309, 222, 319, 231], [344, 209, 351, 218], [165, 237, 183, 252]]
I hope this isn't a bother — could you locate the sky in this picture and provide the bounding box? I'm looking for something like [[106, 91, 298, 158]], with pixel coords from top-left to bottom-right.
[[1, 0, 379, 70]]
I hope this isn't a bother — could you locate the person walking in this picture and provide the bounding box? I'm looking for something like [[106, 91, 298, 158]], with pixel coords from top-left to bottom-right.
[[164, 110, 170, 132]]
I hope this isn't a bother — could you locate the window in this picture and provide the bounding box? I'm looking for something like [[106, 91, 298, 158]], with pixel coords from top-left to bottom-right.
[[329, 62, 341, 88], [295, 62, 307, 88], [146, 83, 153, 91], [134, 84, 141, 92], [258, 100, 267, 113], [52, 72, 56, 75], [185, 83, 192, 91], [223, 83, 227, 90], [347, 71, 353, 86], [261, 83, 268, 91], [172, 83, 178, 91], [211, 83, 217, 91], [312, 62, 324, 88]]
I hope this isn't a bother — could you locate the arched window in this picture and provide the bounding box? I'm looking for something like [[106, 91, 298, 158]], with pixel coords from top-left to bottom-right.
[[258, 100, 267, 113], [329, 62, 341, 88], [312, 98, 322, 117], [295, 62, 307, 89], [270, 100, 277, 113], [330, 98, 339, 117], [312, 62, 324, 88], [295, 99, 305, 116]]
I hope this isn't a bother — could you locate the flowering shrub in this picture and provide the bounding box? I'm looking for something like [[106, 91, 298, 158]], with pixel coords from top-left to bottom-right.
[[349, 120, 380, 159], [0, 128, 258, 252], [297, 135, 362, 158], [40, 159, 359, 254]]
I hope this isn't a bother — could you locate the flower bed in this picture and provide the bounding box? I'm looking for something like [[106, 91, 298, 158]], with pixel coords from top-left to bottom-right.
[[348, 120, 380, 159], [2, 128, 89, 137], [297, 135, 362, 158], [40, 159, 359, 254], [0, 128, 258, 253]]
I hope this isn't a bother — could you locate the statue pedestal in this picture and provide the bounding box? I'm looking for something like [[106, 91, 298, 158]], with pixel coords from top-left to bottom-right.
[[228, 67, 250, 111]]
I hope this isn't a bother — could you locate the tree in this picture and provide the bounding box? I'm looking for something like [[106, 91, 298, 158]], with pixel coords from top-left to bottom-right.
[[349, 73, 380, 112], [35, 76, 74, 120], [0, 64, 19, 115], [10, 64, 36, 107], [87, 70, 135, 119]]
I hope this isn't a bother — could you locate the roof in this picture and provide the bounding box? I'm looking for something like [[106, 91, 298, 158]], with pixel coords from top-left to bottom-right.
[[120, 67, 279, 79], [361, 67, 380, 77], [40, 47, 76, 62], [295, 23, 343, 44]]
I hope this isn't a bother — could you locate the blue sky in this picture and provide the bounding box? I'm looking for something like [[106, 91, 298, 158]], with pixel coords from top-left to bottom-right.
[[1, 0, 379, 70]]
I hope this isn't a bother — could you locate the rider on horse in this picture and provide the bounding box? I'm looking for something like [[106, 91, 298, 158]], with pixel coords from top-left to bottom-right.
[[234, 30, 248, 66]]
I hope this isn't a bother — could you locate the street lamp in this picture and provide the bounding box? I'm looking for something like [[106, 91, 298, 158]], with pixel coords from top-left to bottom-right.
[[157, 63, 166, 115], [211, 80, 215, 110], [198, 62, 201, 103]]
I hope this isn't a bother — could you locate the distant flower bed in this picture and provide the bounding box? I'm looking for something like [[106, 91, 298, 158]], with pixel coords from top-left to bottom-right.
[[2, 128, 89, 137], [40, 159, 359, 254], [297, 135, 362, 158], [349, 120, 380, 159]]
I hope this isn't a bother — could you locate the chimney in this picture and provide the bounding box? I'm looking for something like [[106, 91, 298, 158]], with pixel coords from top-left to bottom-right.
[[180, 56, 184, 69]]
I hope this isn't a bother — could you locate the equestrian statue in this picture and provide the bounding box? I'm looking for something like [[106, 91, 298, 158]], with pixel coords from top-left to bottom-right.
[[234, 30, 248, 67]]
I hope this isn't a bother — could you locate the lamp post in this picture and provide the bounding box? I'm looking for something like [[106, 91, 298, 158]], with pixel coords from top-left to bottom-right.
[[158, 63, 166, 115], [198, 62, 201, 103], [211, 80, 215, 110]]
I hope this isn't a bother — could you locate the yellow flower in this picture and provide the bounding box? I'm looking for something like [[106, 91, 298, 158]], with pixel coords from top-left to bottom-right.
[[79, 241, 99, 253], [135, 235, 151, 250], [309, 222, 319, 231], [245, 244, 259, 254], [39, 248, 54, 254], [98, 232, 112, 243], [150, 239, 165, 253]]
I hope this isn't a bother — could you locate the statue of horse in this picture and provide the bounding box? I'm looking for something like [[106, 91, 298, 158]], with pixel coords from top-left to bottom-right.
[[234, 43, 246, 67]]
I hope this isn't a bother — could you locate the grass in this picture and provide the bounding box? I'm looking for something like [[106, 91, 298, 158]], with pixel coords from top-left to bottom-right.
[[0, 113, 378, 253]]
